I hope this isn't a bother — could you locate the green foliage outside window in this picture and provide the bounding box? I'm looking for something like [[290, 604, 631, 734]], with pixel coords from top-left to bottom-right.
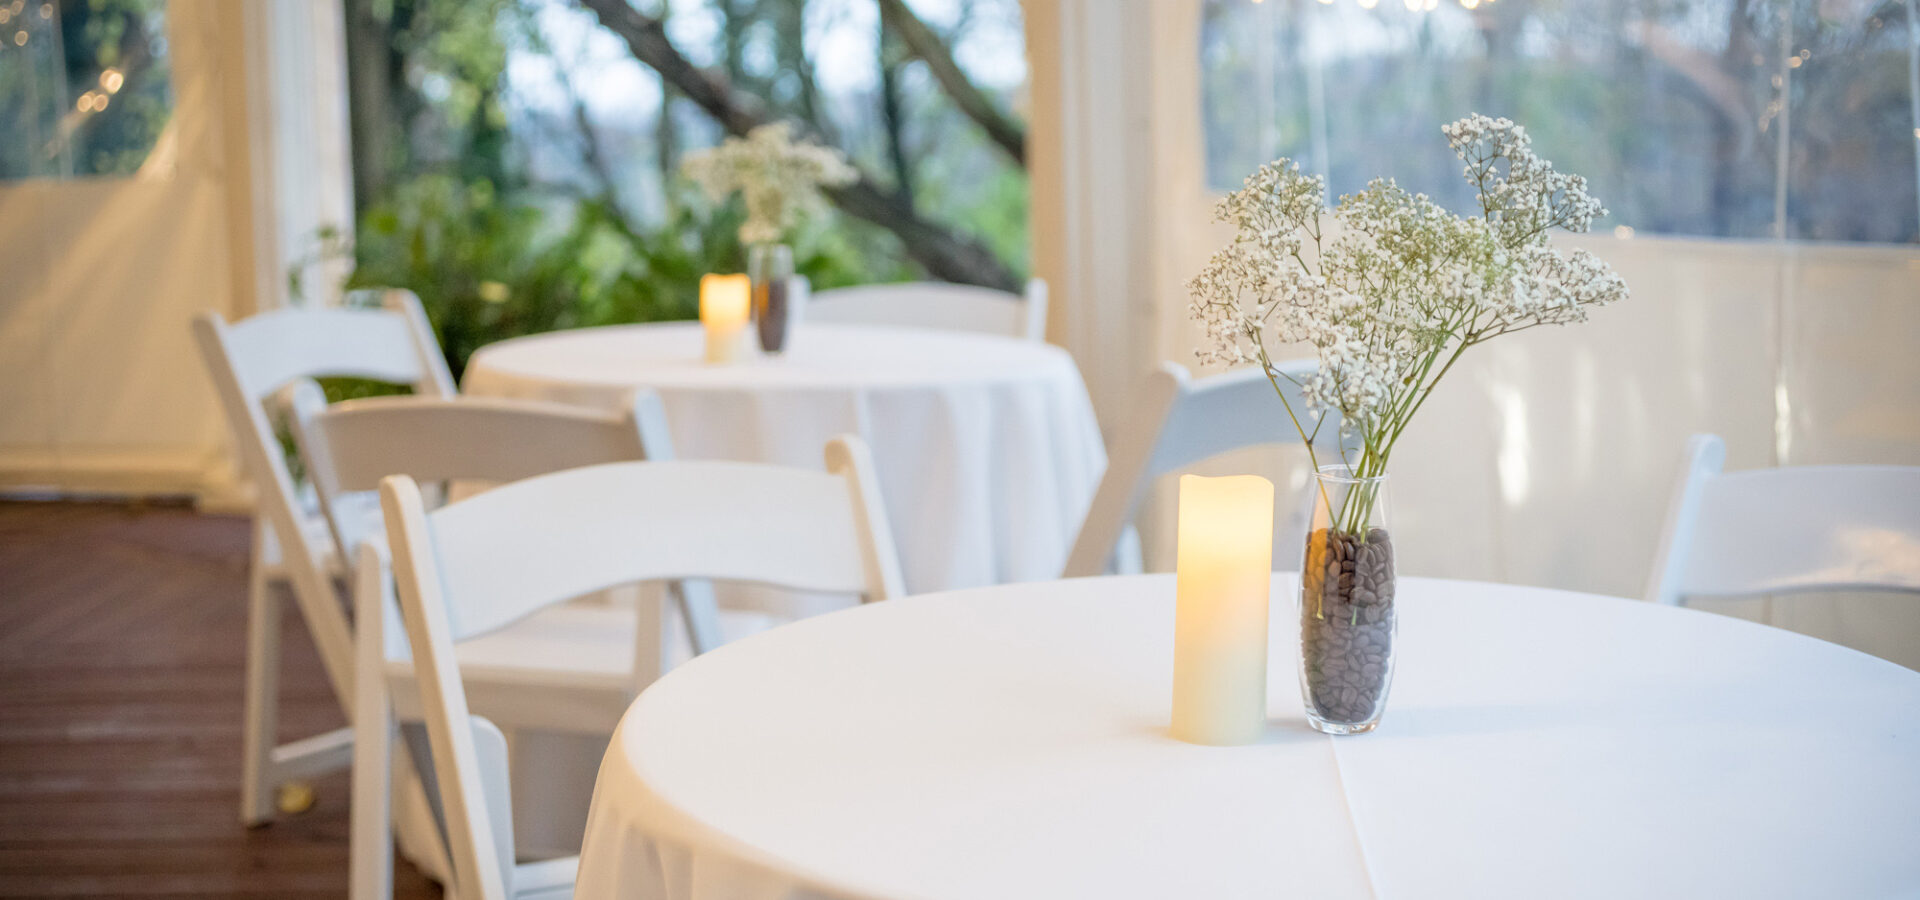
[[309, 173, 905, 379], [328, 0, 1021, 374]]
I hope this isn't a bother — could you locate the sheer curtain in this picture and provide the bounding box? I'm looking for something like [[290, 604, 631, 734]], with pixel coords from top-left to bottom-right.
[[0, 1, 353, 500], [1201, 0, 1920, 244], [1118, 0, 1920, 668]]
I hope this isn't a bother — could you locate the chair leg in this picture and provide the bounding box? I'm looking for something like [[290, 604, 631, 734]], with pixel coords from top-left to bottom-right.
[[1115, 525, 1147, 576], [391, 751, 454, 886], [632, 583, 672, 688], [673, 579, 724, 656], [349, 682, 395, 900], [240, 553, 284, 826], [351, 544, 397, 900]]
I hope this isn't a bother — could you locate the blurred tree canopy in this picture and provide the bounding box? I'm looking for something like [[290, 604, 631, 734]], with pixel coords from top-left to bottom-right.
[[334, 0, 1030, 374], [1200, 0, 1920, 245]]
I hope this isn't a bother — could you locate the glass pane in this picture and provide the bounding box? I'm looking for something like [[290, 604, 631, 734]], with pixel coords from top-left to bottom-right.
[[1200, 0, 1920, 244], [0, 0, 173, 180]]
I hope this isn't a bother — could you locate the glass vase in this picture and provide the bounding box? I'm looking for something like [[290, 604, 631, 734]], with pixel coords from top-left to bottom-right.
[[1298, 466, 1396, 735], [748, 243, 796, 354]]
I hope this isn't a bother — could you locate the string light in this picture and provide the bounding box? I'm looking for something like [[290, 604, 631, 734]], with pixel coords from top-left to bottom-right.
[[1293, 0, 1490, 8]]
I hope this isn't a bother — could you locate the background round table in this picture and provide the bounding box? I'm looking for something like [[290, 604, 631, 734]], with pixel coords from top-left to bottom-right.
[[573, 574, 1920, 900], [463, 323, 1106, 595]]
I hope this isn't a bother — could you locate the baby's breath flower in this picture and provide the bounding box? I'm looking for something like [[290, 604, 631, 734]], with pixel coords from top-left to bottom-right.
[[682, 122, 859, 245], [1186, 114, 1628, 477]]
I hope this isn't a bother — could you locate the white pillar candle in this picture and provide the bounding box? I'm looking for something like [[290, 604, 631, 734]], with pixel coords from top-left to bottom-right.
[[1171, 473, 1275, 746], [700, 274, 752, 364]]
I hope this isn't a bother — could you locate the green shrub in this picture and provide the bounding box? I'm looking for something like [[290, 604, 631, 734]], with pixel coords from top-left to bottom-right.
[[333, 174, 893, 379]]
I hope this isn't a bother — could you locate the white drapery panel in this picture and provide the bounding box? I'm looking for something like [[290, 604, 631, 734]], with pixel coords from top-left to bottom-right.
[[1134, 208, 1920, 673], [0, 175, 234, 492], [0, 1, 353, 499], [1025, 0, 1920, 668]]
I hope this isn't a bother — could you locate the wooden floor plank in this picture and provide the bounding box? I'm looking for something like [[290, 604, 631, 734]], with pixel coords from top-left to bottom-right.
[[0, 501, 440, 899]]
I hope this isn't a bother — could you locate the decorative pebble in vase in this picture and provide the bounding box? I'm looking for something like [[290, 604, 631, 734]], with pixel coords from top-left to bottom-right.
[[1298, 467, 1395, 735], [749, 243, 799, 354]]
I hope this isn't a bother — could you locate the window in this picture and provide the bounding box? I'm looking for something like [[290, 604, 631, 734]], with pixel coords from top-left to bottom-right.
[[1201, 0, 1920, 244], [0, 0, 173, 179]]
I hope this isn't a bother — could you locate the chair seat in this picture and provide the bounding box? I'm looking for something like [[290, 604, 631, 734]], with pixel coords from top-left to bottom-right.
[[386, 600, 783, 733]]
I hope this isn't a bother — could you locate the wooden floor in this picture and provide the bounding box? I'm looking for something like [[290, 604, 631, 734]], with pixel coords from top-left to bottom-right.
[[0, 501, 439, 899]]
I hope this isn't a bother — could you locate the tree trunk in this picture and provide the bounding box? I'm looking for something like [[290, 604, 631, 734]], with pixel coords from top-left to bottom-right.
[[578, 0, 1018, 290], [1712, 0, 1757, 236], [773, 0, 830, 141], [876, 0, 1025, 166], [879, 15, 916, 207], [343, 0, 399, 210]]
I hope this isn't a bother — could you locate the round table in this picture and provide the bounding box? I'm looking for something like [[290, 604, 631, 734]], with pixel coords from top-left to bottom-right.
[[463, 323, 1106, 595], [573, 574, 1920, 900]]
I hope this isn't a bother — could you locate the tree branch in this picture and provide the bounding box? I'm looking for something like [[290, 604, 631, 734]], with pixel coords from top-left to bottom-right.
[[876, 0, 1026, 167], [514, 5, 640, 228], [577, 0, 1017, 290], [878, 18, 917, 206]]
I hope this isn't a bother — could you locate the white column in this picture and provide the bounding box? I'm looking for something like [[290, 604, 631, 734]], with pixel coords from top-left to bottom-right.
[[237, 0, 358, 310], [1025, 0, 1221, 429], [1026, 0, 1164, 429]]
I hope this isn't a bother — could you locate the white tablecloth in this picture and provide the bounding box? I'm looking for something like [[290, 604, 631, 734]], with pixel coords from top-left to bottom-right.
[[573, 574, 1920, 900], [463, 323, 1106, 594]]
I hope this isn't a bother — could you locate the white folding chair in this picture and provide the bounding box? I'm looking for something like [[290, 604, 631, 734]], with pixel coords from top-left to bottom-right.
[[357, 437, 903, 900], [288, 388, 721, 624], [1644, 433, 1920, 607], [192, 290, 453, 825], [293, 391, 747, 894], [1062, 360, 1344, 578], [807, 277, 1049, 341]]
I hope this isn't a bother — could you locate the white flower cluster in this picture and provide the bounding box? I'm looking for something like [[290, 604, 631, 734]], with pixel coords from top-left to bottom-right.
[[1188, 114, 1628, 473], [1444, 114, 1607, 245], [682, 122, 859, 245]]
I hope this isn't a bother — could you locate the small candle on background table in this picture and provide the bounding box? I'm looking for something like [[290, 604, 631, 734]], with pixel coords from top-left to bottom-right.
[[700, 274, 752, 364], [1171, 473, 1275, 746]]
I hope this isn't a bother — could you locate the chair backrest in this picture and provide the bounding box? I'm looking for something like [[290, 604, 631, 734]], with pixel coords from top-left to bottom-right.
[[379, 437, 902, 900], [1062, 360, 1345, 578], [807, 278, 1048, 341], [288, 389, 673, 557], [191, 291, 453, 703], [1644, 433, 1920, 605]]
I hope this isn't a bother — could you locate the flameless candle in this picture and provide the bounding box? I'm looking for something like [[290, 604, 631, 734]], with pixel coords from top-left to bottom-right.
[[1171, 473, 1275, 746], [700, 274, 753, 364]]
